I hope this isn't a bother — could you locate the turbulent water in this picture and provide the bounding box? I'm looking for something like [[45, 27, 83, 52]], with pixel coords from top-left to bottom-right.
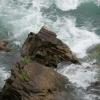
[[0, 0, 100, 100]]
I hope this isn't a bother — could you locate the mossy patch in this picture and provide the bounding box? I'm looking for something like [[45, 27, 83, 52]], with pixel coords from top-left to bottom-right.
[[19, 70, 29, 81], [21, 57, 31, 65]]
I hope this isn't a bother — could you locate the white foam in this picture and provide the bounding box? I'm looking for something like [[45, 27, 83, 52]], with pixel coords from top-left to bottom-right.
[[32, 0, 53, 8], [55, 0, 100, 11], [0, 66, 10, 88], [54, 17, 100, 58], [0, 0, 45, 41], [58, 62, 98, 89], [55, 0, 80, 11], [94, 0, 100, 6]]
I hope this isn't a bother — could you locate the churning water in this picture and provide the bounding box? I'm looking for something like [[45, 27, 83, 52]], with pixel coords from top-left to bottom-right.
[[0, 0, 100, 99]]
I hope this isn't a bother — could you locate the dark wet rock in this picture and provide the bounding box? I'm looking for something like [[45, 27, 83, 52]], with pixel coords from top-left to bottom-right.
[[0, 61, 76, 100], [0, 41, 10, 52], [21, 27, 80, 68]]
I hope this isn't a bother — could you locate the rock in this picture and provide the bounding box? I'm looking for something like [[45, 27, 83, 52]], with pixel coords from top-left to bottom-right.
[[38, 26, 57, 44], [0, 27, 80, 100], [21, 27, 79, 68], [1, 61, 75, 100], [87, 44, 100, 63], [0, 41, 10, 52]]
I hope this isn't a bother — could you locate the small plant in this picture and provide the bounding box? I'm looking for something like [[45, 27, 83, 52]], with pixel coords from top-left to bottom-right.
[[21, 57, 31, 65], [19, 70, 29, 81]]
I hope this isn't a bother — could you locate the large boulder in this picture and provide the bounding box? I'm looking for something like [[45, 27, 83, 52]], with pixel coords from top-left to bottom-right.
[[0, 27, 80, 100], [1, 61, 75, 100], [21, 27, 79, 68]]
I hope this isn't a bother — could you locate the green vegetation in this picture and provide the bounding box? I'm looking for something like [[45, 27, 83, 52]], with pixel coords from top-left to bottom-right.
[[19, 70, 29, 81], [21, 57, 31, 65]]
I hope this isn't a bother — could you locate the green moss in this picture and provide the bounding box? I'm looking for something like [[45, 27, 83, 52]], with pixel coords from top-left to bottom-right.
[[19, 70, 29, 81]]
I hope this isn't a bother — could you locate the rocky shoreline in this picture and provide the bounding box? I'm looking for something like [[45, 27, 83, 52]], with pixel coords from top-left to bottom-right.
[[0, 27, 80, 100]]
